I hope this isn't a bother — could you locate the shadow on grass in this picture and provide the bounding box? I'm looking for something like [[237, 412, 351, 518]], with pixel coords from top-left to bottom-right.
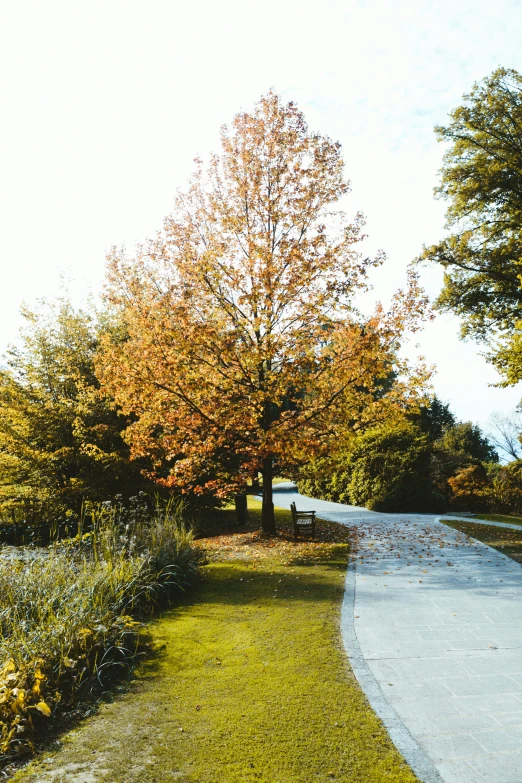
[[195, 504, 350, 545], [159, 549, 349, 621], [195, 506, 259, 539]]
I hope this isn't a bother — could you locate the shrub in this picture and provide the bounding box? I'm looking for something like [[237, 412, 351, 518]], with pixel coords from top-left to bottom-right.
[[0, 501, 200, 765], [346, 424, 443, 512], [297, 455, 352, 504], [298, 424, 444, 512]]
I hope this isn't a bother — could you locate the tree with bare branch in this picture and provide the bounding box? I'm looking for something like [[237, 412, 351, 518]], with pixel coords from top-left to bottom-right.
[[488, 411, 522, 461]]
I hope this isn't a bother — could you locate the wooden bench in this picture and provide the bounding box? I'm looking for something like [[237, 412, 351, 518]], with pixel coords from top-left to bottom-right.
[[290, 502, 316, 540]]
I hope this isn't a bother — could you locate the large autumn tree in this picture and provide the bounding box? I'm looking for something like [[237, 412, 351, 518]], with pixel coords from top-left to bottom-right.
[[420, 68, 522, 385], [99, 91, 430, 533]]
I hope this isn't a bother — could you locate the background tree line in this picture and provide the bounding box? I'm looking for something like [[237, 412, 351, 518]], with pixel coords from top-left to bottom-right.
[[0, 93, 432, 533], [2, 70, 522, 532], [297, 397, 522, 514]]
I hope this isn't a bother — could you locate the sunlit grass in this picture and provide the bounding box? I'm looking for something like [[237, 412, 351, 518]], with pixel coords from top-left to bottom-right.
[[12, 499, 420, 783]]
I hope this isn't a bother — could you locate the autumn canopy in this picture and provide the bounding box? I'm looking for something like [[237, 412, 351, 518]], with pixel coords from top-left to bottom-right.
[[99, 91, 430, 533]]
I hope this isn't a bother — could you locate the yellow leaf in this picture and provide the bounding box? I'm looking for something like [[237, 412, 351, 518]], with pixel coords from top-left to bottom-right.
[[0, 660, 16, 680], [35, 701, 51, 717]]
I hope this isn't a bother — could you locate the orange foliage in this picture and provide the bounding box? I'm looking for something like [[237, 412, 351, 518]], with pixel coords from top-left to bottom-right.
[[447, 464, 490, 511], [98, 92, 431, 532]]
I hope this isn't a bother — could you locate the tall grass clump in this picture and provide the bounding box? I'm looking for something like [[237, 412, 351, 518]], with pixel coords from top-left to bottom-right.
[[0, 497, 200, 765]]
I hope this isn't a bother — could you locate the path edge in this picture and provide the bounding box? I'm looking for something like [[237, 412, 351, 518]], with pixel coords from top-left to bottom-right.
[[439, 514, 522, 532], [340, 549, 443, 783]]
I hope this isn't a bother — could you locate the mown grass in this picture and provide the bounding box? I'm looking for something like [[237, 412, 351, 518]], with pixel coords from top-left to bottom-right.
[[11, 499, 419, 783], [441, 518, 522, 564], [0, 504, 200, 769]]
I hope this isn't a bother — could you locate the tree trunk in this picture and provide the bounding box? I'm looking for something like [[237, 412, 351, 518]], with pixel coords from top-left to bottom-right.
[[261, 456, 276, 535]]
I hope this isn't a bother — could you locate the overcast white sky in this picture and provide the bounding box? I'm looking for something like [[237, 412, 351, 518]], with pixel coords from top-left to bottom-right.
[[1, 0, 521, 429]]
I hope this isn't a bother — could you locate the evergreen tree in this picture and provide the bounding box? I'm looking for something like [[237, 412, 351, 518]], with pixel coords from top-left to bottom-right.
[[0, 298, 150, 524]]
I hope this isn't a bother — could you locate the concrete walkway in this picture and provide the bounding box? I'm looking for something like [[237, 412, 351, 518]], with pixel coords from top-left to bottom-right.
[[444, 515, 522, 532], [271, 483, 522, 783]]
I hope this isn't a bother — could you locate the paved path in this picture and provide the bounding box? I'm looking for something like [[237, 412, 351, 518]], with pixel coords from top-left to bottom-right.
[[271, 483, 522, 783], [444, 515, 522, 532]]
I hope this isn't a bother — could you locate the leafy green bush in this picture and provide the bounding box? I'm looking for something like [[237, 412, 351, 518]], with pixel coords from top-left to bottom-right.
[[0, 501, 200, 765], [297, 455, 352, 504], [346, 424, 444, 512], [299, 424, 443, 511]]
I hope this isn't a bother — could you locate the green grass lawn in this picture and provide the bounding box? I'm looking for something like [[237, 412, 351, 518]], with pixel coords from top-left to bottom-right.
[[11, 500, 419, 783], [441, 518, 522, 565]]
